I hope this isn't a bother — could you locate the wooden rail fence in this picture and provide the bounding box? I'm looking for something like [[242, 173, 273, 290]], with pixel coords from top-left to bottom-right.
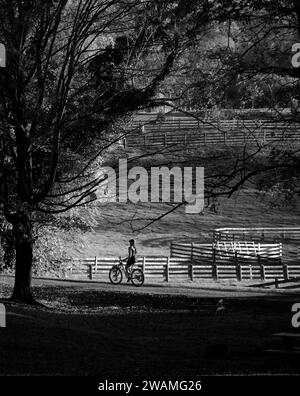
[[125, 117, 300, 148], [170, 242, 282, 260], [68, 254, 300, 282], [213, 227, 300, 243]]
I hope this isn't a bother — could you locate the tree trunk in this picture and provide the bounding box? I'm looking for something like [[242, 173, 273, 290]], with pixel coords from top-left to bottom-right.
[[11, 212, 34, 303]]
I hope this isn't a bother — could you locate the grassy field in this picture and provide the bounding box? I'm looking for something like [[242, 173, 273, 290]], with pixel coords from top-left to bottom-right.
[[52, 144, 300, 260], [1, 279, 300, 376], [69, 189, 300, 258]]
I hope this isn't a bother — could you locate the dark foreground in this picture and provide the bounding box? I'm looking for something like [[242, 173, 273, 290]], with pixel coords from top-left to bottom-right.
[[0, 278, 300, 376]]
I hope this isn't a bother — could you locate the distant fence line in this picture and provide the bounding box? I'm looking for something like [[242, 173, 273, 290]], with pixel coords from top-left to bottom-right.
[[170, 242, 282, 260], [68, 255, 300, 282], [213, 227, 300, 243], [133, 110, 292, 121], [124, 117, 300, 148]]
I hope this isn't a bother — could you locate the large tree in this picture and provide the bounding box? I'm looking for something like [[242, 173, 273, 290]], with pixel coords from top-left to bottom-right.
[[0, 0, 229, 302], [0, 0, 172, 302]]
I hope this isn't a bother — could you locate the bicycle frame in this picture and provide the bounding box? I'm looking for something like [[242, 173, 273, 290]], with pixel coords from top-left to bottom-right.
[[117, 258, 131, 279]]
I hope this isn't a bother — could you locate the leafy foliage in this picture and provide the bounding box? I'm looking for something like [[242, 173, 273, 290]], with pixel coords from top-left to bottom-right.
[[0, 218, 14, 270]]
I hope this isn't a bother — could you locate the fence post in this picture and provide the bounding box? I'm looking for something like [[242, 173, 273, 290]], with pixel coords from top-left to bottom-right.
[[212, 248, 218, 280], [95, 256, 98, 276], [249, 263, 253, 280], [283, 263, 289, 280], [142, 257, 146, 274], [166, 257, 170, 282], [235, 252, 242, 281], [89, 264, 93, 280], [258, 255, 265, 280]]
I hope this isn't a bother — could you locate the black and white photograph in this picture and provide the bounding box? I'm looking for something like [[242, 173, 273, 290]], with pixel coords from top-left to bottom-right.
[[1, 0, 300, 389]]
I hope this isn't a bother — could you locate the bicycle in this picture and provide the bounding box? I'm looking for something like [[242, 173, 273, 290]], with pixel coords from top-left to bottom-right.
[[109, 257, 144, 287]]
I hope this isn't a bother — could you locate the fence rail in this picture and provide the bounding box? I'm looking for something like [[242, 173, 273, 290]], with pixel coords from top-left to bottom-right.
[[125, 117, 300, 148], [170, 242, 282, 260], [213, 227, 300, 243], [67, 255, 300, 282]]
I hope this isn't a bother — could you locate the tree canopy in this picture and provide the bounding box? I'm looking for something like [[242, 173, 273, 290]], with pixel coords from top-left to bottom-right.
[[1, 0, 300, 302]]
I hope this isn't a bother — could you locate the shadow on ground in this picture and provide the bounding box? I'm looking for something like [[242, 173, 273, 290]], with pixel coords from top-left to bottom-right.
[[1, 281, 300, 376]]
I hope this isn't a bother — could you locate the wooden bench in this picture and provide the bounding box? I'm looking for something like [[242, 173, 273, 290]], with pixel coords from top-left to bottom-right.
[[186, 298, 226, 315], [266, 332, 300, 355]]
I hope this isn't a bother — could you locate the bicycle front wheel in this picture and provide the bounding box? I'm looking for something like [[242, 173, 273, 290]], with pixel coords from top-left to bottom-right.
[[131, 268, 144, 287], [109, 266, 123, 285]]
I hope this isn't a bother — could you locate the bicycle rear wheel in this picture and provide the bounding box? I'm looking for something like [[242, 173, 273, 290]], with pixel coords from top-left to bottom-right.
[[131, 268, 144, 287], [109, 266, 122, 285]]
